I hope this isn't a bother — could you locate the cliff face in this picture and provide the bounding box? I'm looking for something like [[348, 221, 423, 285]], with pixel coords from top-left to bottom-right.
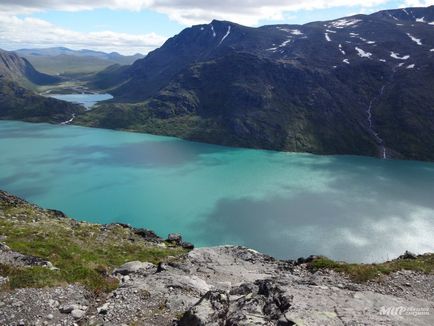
[[0, 190, 433, 325]]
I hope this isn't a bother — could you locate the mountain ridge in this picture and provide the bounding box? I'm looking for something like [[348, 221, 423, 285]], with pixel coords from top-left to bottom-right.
[[15, 47, 144, 75], [79, 5, 434, 161]]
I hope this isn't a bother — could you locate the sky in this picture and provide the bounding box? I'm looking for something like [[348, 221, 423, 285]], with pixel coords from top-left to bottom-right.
[[0, 0, 432, 55]]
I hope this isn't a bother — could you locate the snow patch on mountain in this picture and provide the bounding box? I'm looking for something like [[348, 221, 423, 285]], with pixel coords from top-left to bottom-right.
[[325, 33, 331, 42], [355, 47, 372, 58], [406, 33, 422, 45], [290, 29, 303, 35], [386, 12, 399, 21], [210, 25, 216, 37], [390, 52, 410, 60], [218, 25, 231, 46], [407, 64, 415, 69], [277, 27, 303, 36], [339, 44, 346, 55], [266, 37, 292, 51], [329, 19, 361, 29]]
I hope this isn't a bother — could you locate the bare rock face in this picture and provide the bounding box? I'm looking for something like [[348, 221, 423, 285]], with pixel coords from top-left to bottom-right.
[[179, 279, 294, 325], [0, 246, 434, 325]]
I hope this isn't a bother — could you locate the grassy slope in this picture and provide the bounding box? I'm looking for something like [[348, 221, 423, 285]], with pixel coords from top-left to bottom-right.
[[0, 191, 186, 294], [310, 255, 434, 283]]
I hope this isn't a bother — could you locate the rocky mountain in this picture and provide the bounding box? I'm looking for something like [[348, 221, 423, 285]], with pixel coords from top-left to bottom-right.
[[0, 189, 433, 325], [16, 47, 144, 75], [0, 49, 60, 86], [0, 49, 84, 123], [82, 6, 434, 161]]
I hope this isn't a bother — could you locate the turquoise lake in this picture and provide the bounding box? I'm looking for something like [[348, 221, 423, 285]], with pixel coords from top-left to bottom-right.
[[48, 93, 113, 109], [1, 120, 433, 262]]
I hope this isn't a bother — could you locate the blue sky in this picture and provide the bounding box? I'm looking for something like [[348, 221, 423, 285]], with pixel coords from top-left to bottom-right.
[[0, 0, 431, 54]]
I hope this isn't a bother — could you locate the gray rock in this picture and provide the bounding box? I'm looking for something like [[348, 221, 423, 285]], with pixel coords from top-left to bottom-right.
[[113, 261, 155, 275], [181, 242, 194, 250], [178, 279, 293, 325], [97, 302, 110, 315], [399, 250, 417, 260], [134, 228, 163, 242], [167, 233, 182, 244], [59, 303, 86, 313], [178, 290, 229, 326], [71, 309, 86, 319]]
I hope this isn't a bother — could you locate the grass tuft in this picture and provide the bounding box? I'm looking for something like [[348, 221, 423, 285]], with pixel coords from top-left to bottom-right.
[[309, 255, 434, 282], [0, 197, 187, 293]]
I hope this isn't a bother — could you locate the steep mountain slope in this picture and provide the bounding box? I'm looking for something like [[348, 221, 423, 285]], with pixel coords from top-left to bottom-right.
[[0, 49, 84, 122], [16, 47, 144, 75], [81, 6, 434, 161], [0, 49, 60, 86]]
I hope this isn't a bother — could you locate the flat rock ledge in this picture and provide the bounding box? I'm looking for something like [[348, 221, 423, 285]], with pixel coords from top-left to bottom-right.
[[0, 246, 433, 326]]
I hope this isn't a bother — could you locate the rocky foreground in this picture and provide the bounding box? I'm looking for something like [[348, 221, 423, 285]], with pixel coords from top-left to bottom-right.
[[0, 190, 433, 325]]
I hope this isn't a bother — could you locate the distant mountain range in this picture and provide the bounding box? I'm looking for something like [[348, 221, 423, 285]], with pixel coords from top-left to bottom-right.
[[15, 47, 144, 75], [82, 6, 434, 161]]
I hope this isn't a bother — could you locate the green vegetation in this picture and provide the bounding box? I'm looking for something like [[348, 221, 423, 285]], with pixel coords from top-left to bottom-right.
[[75, 102, 229, 143], [23, 55, 118, 75], [0, 196, 187, 294], [0, 78, 84, 123], [309, 255, 434, 282]]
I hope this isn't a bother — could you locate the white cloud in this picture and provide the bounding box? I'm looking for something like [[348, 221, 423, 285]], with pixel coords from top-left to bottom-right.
[[400, 0, 434, 7], [0, 14, 166, 55], [0, 0, 391, 25], [0, 0, 430, 54]]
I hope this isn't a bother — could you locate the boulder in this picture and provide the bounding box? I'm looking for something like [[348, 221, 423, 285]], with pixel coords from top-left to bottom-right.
[[71, 309, 86, 319], [59, 303, 86, 314], [399, 251, 417, 260], [181, 242, 194, 250], [134, 228, 163, 242], [97, 302, 110, 315], [167, 233, 182, 244], [47, 209, 67, 218], [113, 261, 155, 275]]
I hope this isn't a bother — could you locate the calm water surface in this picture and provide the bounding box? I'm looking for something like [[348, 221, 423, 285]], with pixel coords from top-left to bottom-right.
[[48, 93, 113, 109], [1, 120, 433, 262]]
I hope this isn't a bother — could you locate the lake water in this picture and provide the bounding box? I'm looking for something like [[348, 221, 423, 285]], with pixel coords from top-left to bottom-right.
[[1, 120, 433, 262], [48, 93, 113, 109]]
